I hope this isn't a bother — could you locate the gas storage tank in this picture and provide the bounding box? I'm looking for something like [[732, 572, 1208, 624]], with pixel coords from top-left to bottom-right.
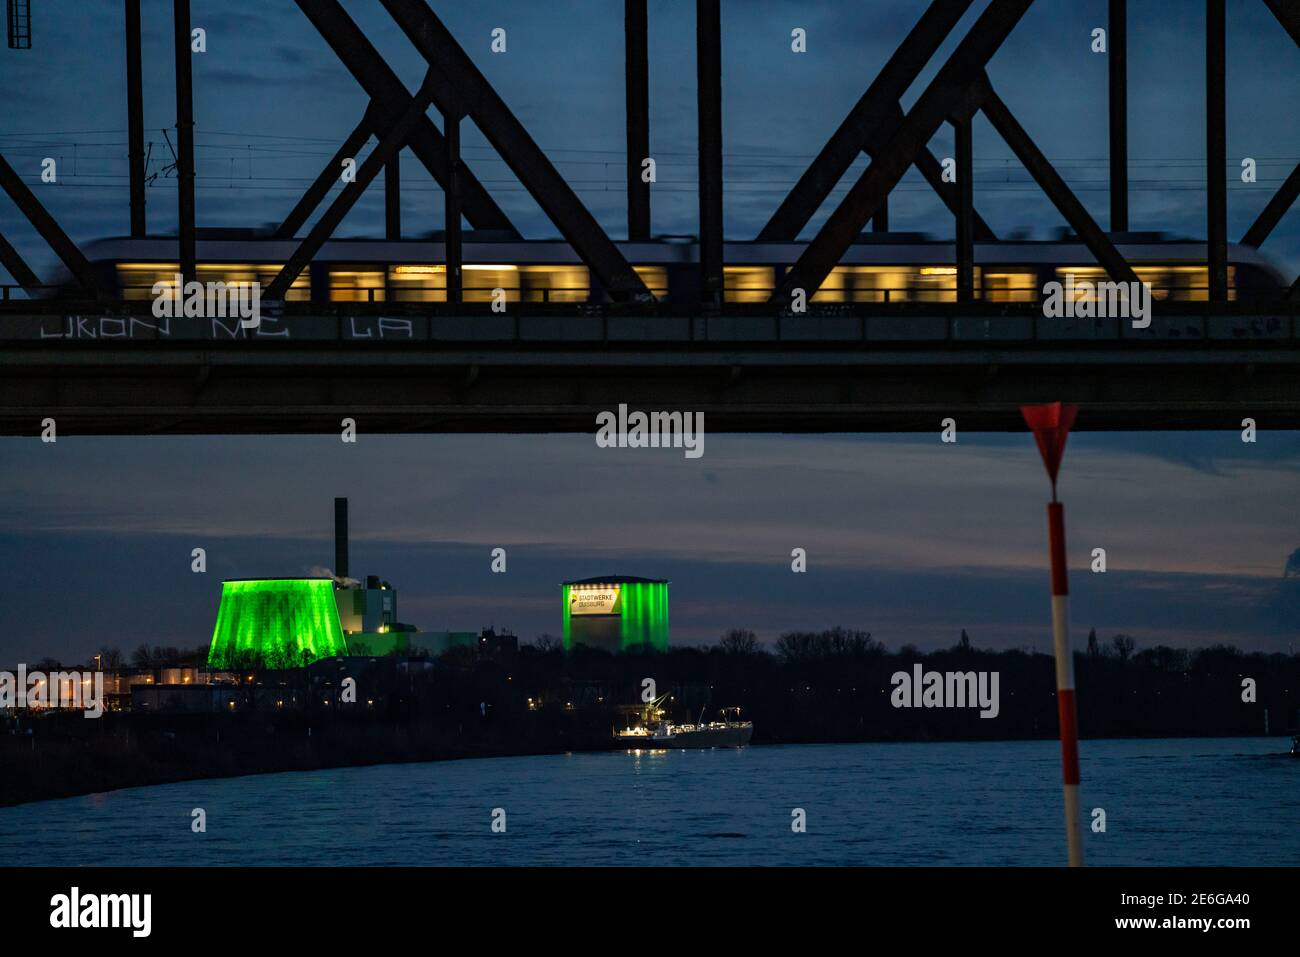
[[561, 576, 669, 654]]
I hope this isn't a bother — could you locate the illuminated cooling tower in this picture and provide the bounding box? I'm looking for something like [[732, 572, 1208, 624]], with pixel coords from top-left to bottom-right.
[[561, 576, 669, 653], [207, 578, 349, 669]]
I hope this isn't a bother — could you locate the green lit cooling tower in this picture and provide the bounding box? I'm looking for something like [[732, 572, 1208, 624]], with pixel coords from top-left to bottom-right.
[[207, 578, 349, 669], [561, 576, 669, 653]]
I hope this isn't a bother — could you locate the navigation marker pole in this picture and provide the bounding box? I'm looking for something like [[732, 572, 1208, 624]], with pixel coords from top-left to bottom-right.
[[1021, 402, 1084, 867]]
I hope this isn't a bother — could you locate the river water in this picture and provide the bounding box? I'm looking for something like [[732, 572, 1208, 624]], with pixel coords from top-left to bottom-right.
[[1, 738, 1295, 866]]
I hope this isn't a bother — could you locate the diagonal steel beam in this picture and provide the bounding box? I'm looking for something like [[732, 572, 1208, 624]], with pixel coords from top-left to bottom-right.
[[1243, 0, 1300, 249], [274, 106, 379, 239], [0, 153, 97, 293], [758, 0, 976, 241], [978, 77, 1139, 287], [775, 0, 1033, 304], [879, 101, 994, 240], [296, 0, 517, 237], [1242, 160, 1300, 247], [265, 68, 443, 301], [380, 0, 652, 301], [0, 229, 42, 295], [1263, 0, 1300, 46]]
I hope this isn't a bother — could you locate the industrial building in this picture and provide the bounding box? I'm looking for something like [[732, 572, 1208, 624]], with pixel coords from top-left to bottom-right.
[[204, 498, 420, 668], [204, 497, 502, 669], [206, 578, 349, 669], [561, 577, 669, 654]]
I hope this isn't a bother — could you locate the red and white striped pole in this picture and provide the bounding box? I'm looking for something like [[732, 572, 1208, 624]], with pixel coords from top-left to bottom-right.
[[1022, 402, 1084, 867]]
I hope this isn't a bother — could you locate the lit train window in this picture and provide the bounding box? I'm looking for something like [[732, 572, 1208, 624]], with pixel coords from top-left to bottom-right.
[[243, 263, 308, 300], [329, 269, 386, 302], [724, 266, 774, 303], [1141, 265, 1232, 302], [1055, 265, 1232, 303], [520, 265, 589, 303], [911, 266, 960, 302], [387, 265, 592, 303], [633, 265, 668, 299], [207, 264, 309, 301], [813, 266, 943, 303], [116, 263, 309, 301], [463, 265, 519, 303], [388, 264, 445, 303], [981, 270, 1037, 303], [117, 263, 176, 299]]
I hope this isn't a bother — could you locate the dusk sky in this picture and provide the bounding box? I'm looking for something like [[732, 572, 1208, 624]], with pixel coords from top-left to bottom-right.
[[0, 2, 1297, 663], [1, 429, 1297, 663]]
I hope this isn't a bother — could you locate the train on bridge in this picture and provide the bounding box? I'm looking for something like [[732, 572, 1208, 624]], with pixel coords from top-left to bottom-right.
[[45, 230, 1290, 308]]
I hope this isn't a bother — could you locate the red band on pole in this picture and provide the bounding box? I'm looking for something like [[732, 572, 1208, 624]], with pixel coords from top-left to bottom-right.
[[1047, 502, 1068, 597], [1057, 689, 1081, 785]]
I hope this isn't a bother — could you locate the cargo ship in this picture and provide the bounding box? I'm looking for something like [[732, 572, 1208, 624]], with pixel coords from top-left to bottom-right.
[[615, 700, 752, 749]]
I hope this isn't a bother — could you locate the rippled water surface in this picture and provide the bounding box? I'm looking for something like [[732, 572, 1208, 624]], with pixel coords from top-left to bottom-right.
[[1, 738, 1295, 865]]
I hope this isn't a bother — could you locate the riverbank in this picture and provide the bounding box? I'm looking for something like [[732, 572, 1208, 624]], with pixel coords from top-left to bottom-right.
[[3, 709, 1288, 808], [0, 711, 619, 807]]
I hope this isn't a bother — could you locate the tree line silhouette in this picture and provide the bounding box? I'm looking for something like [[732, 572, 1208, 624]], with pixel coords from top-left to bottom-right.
[[500, 626, 1300, 743], [60, 626, 1300, 743]]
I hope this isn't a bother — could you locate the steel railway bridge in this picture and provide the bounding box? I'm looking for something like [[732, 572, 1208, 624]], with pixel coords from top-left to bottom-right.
[[1, 0, 1298, 434]]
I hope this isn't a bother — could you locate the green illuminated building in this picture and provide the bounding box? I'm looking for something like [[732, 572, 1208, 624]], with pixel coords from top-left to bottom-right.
[[207, 578, 349, 669], [561, 576, 669, 653]]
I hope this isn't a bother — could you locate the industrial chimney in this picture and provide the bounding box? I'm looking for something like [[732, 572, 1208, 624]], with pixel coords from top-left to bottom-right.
[[334, 497, 348, 580]]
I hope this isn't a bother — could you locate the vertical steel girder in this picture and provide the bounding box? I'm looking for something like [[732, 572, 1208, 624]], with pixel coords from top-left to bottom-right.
[[445, 109, 463, 304], [295, 0, 517, 237], [385, 152, 401, 240], [274, 108, 378, 240], [697, 0, 723, 306], [625, 0, 651, 242], [954, 116, 974, 303], [758, 0, 979, 242], [1206, 0, 1228, 301], [173, 0, 196, 284], [265, 68, 443, 301], [872, 197, 889, 232], [775, 0, 1033, 304], [1108, 0, 1128, 232], [0, 153, 97, 292], [125, 0, 146, 237], [379, 0, 651, 301]]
